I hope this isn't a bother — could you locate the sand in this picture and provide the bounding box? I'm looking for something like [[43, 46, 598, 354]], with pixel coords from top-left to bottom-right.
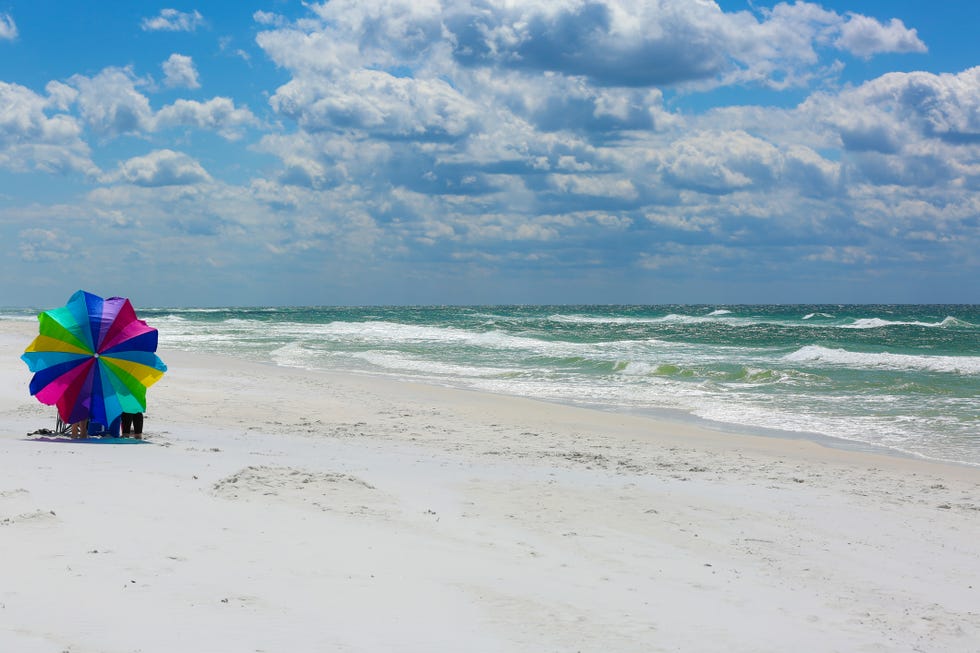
[[1, 319, 978, 652]]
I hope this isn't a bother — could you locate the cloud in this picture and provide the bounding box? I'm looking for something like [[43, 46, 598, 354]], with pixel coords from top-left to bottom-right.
[[141, 9, 205, 32], [270, 70, 479, 138], [63, 66, 257, 140], [102, 149, 212, 187], [256, 131, 391, 190], [44, 81, 78, 111], [881, 67, 980, 142], [256, 24, 361, 75], [658, 131, 781, 194], [155, 97, 258, 139], [6, 0, 971, 304], [0, 81, 95, 174], [162, 54, 201, 89], [801, 67, 980, 185], [489, 72, 670, 134], [246, 1, 967, 285], [782, 145, 840, 197], [255, 0, 934, 170], [548, 174, 638, 201], [69, 67, 153, 137], [218, 36, 251, 62], [357, 0, 917, 89], [251, 3, 968, 217], [835, 14, 927, 58], [0, 12, 16, 40], [18, 228, 74, 261], [253, 11, 287, 28], [276, 156, 332, 190], [805, 245, 876, 265], [444, 0, 737, 87]]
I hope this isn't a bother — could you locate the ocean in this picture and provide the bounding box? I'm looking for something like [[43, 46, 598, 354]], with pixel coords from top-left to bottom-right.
[[7, 304, 979, 466]]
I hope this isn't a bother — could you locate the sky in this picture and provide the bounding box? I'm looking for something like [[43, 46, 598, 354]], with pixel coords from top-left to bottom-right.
[[0, 0, 978, 307]]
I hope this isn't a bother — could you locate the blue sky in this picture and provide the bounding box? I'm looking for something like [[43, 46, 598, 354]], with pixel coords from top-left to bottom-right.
[[1, 1, 977, 307]]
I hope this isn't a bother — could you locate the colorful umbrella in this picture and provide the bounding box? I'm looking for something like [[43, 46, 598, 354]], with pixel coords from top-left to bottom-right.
[[21, 290, 167, 428]]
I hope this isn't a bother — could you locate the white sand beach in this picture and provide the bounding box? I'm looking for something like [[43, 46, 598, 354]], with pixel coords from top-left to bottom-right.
[[1, 319, 978, 652]]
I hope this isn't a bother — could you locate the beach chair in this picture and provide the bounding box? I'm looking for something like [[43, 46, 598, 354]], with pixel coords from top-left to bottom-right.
[[53, 415, 112, 437], [54, 416, 71, 435]]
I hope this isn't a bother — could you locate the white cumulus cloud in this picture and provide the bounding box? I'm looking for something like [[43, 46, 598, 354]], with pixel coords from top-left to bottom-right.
[[5, 0, 970, 303], [263, 0, 916, 91], [154, 97, 258, 140], [659, 131, 781, 194], [162, 54, 201, 89], [270, 70, 479, 138], [0, 81, 95, 174], [103, 149, 212, 187], [64, 66, 257, 140], [835, 14, 927, 58], [69, 67, 153, 137], [801, 67, 980, 186]]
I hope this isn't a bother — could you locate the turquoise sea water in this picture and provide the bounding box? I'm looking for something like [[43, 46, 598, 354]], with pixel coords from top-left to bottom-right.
[[7, 305, 978, 465]]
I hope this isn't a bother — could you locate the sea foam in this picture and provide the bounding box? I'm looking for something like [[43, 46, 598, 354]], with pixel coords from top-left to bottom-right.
[[844, 316, 969, 329], [783, 345, 980, 374]]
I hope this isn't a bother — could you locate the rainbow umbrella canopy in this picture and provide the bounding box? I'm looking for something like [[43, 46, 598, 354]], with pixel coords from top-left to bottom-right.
[[21, 290, 167, 427]]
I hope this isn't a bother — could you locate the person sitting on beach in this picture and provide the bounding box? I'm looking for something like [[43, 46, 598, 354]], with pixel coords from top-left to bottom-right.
[[121, 412, 144, 439], [69, 419, 88, 439]]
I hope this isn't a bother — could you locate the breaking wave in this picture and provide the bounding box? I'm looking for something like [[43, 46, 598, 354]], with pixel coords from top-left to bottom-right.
[[783, 345, 980, 374], [843, 316, 971, 329]]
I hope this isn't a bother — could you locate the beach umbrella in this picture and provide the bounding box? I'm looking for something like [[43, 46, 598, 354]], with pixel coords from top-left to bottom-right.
[[21, 290, 167, 428]]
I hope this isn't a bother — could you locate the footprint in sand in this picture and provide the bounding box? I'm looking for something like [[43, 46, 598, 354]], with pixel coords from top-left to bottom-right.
[[211, 465, 391, 517], [0, 509, 58, 526], [0, 488, 59, 527]]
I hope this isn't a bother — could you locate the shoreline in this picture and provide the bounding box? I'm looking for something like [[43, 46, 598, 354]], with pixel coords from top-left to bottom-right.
[[6, 311, 979, 468], [5, 314, 979, 472], [165, 344, 980, 471], [392, 360, 980, 467], [338, 366, 979, 470], [150, 346, 980, 487], [2, 321, 979, 651]]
